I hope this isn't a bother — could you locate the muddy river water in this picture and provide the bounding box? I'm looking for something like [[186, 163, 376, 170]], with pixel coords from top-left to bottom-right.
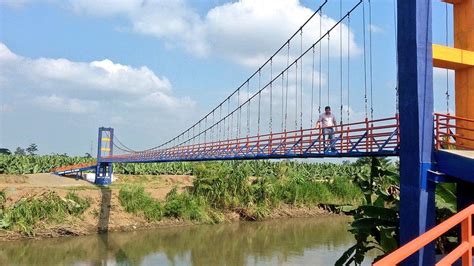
[[0, 216, 376, 265]]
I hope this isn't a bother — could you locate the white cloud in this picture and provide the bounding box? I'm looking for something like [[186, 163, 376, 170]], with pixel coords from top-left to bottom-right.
[[369, 24, 384, 33], [0, 43, 193, 113], [0, 0, 33, 8], [34, 95, 99, 114], [64, 0, 359, 67]]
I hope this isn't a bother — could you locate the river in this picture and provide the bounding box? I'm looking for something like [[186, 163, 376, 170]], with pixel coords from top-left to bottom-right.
[[0, 216, 376, 265]]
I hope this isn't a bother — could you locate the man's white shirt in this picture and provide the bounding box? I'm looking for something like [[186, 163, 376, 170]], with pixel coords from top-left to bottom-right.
[[318, 113, 337, 127]]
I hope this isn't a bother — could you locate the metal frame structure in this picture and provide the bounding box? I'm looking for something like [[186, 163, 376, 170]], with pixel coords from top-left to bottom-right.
[[102, 116, 399, 163]]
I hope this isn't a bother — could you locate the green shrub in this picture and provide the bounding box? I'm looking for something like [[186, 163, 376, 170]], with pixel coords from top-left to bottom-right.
[[0, 191, 90, 236], [163, 187, 208, 221], [118, 184, 163, 221], [65, 192, 91, 215]]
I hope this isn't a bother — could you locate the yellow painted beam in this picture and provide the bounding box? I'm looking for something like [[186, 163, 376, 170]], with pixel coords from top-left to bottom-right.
[[101, 138, 110, 142], [433, 44, 474, 70], [101, 148, 110, 152]]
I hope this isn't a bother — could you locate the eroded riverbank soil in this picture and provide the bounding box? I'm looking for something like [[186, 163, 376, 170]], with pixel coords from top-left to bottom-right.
[[0, 174, 332, 241]]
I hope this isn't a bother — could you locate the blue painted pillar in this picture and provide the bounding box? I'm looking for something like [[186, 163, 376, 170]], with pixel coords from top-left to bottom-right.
[[95, 127, 114, 185], [397, 0, 435, 265]]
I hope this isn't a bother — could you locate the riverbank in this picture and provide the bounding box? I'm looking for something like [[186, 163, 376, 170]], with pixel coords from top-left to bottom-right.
[[0, 173, 348, 241]]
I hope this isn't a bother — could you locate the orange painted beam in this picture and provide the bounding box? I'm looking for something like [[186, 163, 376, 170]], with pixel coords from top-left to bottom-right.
[[433, 44, 474, 70], [373, 205, 474, 266]]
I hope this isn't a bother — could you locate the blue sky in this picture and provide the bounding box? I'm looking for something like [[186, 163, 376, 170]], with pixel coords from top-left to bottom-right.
[[0, 0, 454, 156]]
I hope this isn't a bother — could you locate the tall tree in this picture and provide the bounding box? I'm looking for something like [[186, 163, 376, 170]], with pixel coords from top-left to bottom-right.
[[25, 143, 38, 156], [14, 147, 26, 156], [0, 148, 11, 155]]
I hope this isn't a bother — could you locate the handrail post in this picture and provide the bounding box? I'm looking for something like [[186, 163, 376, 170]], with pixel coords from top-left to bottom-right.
[[339, 125, 343, 153], [436, 114, 441, 150], [318, 127, 321, 153], [396, 114, 400, 147], [365, 117, 369, 153], [300, 128, 303, 155], [269, 132, 273, 155], [461, 214, 473, 266], [346, 126, 350, 153]]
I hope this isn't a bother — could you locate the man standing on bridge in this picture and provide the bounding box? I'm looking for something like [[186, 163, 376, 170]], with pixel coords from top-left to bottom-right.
[[317, 106, 337, 152]]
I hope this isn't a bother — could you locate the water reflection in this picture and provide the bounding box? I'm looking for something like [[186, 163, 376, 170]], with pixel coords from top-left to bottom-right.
[[0, 216, 372, 266]]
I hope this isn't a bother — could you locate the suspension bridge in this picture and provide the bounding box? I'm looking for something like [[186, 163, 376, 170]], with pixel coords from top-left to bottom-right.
[[51, 0, 474, 265]]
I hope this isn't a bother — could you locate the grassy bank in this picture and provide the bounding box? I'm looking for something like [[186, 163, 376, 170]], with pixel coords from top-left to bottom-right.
[[0, 159, 397, 238], [116, 161, 365, 223], [0, 191, 90, 236]]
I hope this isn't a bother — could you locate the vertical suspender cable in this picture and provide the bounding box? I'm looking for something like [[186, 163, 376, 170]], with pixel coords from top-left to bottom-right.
[[327, 33, 330, 106], [247, 80, 250, 137], [227, 99, 230, 140], [445, 2, 450, 114], [281, 71, 285, 132], [369, 0, 374, 120], [319, 9, 323, 114], [300, 29, 303, 129], [230, 112, 233, 140], [340, 0, 343, 125], [347, 15, 351, 123], [295, 40, 299, 130], [237, 89, 241, 139], [362, 0, 368, 119], [285, 42, 290, 131], [393, 0, 399, 115], [212, 111, 215, 142], [198, 122, 201, 144], [204, 117, 207, 143], [270, 59, 273, 133], [311, 45, 315, 126], [258, 69, 261, 135], [219, 105, 222, 141]]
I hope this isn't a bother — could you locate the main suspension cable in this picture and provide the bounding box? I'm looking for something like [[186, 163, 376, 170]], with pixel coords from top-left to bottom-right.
[[142, 0, 330, 152], [169, 1, 363, 148]]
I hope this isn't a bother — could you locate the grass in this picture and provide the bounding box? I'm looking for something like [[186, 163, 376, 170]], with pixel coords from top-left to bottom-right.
[[118, 184, 213, 223], [0, 159, 393, 235], [118, 184, 164, 222], [117, 162, 366, 224], [0, 191, 90, 236]]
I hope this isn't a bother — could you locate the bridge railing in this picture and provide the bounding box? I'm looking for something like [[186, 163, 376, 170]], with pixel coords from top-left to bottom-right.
[[51, 162, 96, 173], [106, 116, 399, 162], [373, 204, 474, 266], [435, 113, 474, 150]]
